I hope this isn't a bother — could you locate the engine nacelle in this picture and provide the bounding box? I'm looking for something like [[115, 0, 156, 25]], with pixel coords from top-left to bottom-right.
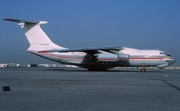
[[118, 54, 130, 61], [92, 54, 129, 62]]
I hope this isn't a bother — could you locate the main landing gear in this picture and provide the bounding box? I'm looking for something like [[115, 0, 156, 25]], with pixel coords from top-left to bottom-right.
[[88, 68, 107, 71]]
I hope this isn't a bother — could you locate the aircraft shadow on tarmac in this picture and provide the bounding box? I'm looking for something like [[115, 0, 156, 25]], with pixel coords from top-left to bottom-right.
[[44, 68, 141, 72], [44, 67, 171, 73]]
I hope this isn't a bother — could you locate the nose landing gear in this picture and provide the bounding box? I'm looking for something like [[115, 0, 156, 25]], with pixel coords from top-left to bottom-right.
[[141, 64, 146, 72]]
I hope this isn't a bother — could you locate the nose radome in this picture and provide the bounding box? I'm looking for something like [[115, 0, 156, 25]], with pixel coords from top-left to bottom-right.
[[169, 57, 176, 65]]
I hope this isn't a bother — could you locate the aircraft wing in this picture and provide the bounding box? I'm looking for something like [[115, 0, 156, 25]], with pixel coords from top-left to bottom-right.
[[48, 46, 123, 54]]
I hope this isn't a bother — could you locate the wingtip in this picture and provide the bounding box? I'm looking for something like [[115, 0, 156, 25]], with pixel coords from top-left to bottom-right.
[[3, 18, 11, 20]]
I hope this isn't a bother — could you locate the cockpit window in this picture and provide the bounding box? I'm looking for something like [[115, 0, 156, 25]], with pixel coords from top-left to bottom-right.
[[160, 52, 171, 56], [167, 53, 171, 56], [160, 52, 165, 55]]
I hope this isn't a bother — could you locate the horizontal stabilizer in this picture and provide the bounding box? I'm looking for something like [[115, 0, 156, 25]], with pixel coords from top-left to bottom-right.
[[3, 18, 47, 24], [3, 18, 39, 23]]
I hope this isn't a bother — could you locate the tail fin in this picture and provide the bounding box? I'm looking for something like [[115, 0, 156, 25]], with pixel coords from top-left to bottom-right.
[[3, 18, 66, 52]]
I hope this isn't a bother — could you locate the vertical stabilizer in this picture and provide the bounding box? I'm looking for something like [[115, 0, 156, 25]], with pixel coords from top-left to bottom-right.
[[3, 18, 66, 52]]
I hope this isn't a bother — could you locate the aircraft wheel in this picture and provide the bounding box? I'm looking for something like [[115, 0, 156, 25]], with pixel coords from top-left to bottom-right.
[[88, 68, 93, 71], [141, 69, 146, 72]]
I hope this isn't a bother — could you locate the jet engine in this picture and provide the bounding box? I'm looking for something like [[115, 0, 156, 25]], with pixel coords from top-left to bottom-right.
[[92, 54, 129, 62]]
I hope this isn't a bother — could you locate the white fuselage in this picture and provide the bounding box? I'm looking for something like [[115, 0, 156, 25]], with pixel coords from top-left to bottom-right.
[[30, 47, 174, 69]]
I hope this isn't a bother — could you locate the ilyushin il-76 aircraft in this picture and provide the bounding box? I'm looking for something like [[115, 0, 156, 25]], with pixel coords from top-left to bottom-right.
[[4, 18, 176, 71]]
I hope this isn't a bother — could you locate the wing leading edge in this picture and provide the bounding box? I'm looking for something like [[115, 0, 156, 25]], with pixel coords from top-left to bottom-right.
[[46, 46, 123, 54]]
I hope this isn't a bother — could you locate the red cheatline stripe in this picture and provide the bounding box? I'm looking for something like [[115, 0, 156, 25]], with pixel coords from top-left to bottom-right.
[[41, 53, 88, 60], [130, 58, 172, 60], [37, 52, 172, 61], [38, 51, 50, 53]]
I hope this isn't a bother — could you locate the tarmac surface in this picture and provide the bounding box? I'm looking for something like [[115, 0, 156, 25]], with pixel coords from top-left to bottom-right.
[[0, 67, 180, 111]]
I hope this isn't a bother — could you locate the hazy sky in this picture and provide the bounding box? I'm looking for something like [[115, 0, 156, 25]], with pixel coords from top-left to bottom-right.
[[1, 0, 180, 65]]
